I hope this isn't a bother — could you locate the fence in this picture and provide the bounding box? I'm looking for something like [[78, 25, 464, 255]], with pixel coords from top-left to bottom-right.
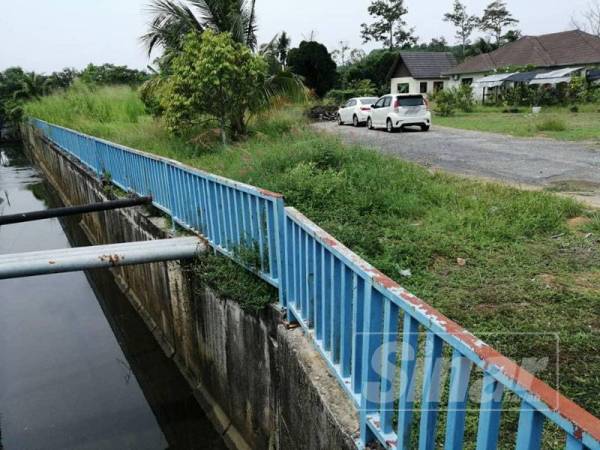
[[31, 119, 600, 450]]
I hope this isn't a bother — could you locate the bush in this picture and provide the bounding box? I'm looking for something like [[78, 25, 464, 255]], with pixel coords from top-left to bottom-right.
[[324, 79, 377, 105], [162, 31, 268, 142], [536, 117, 567, 132], [455, 84, 475, 113], [433, 90, 457, 116], [570, 105, 579, 113]]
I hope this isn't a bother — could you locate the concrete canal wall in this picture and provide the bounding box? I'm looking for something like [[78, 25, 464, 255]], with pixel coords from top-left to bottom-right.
[[21, 125, 358, 450]]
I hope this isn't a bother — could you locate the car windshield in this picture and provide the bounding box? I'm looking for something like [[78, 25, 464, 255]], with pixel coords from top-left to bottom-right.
[[397, 96, 425, 107], [360, 98, 378, 105]]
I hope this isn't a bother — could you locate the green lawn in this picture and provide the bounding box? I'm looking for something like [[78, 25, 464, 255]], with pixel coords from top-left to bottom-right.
[[25, 87, 600, 441], [435, 104, 600, 142]]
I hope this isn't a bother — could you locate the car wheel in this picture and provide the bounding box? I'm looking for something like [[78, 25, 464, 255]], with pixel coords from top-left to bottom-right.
[[367, 117, 373, 130], [337, 115, 343, 126], [421, 124, 430, 132], [353, 115, 359, 127], [386, 119, 394, 133]]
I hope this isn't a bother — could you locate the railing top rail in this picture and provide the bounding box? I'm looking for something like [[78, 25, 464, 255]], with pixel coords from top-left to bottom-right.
[[286, 206, 600, 444], [31, 119, 283, 201]]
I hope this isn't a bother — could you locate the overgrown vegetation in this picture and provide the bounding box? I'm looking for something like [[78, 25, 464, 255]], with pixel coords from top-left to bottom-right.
[[25, 86, 600, 421], [192, 251, 278, 313], [435, 104, 600, 141]]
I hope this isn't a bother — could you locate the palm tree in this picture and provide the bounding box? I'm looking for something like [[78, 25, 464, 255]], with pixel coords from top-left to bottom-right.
[[13, 72, 47, 101], [276, 32, 291, 69], [141, 0, 258, 58]]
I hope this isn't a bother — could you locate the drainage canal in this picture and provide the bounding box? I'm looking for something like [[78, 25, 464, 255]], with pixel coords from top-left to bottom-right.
[[0, 143, 225, 449]]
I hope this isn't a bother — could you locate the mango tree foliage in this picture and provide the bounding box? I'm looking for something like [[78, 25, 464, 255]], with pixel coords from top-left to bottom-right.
[[163, 31, 268, 143]]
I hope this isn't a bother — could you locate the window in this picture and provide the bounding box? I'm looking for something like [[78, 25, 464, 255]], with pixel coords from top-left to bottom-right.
[[349, 99, 357, 107], [397, 95, 425, 107], [374, 98, 386, 109], [462, 78, 473, 86], [433, 81, 444, 92], [360, 98, 378, 105], [420, 82, 428, 93], [397, 83, 409, 94], [383, 96, 392, 107]]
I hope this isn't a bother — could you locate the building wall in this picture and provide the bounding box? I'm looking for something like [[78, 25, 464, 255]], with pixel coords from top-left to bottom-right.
[[390, 77, 448, 95]]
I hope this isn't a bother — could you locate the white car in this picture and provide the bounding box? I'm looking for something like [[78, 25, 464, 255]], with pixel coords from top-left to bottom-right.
[[337, 97, 379, 127], [366, 94, 431, 132]]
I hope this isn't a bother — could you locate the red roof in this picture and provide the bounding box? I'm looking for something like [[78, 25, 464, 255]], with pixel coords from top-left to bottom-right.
[[445, 30, 600, 75]]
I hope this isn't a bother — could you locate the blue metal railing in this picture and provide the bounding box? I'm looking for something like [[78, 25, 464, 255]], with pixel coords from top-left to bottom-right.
[[32, 119, 285, 291], [31, 119, 600, 450]]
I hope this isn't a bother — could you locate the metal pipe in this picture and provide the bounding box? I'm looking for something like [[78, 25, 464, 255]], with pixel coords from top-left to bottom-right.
[[0, 237, 206, 280], [0, 196, 153, 226]]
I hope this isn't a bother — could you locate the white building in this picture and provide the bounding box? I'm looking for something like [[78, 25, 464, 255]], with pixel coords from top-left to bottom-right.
[[388, 52, 457, 96], [443, 30, 600, 101]]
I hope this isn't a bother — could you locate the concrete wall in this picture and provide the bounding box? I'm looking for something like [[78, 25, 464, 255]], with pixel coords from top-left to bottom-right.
[[22, 125, 359, 450]]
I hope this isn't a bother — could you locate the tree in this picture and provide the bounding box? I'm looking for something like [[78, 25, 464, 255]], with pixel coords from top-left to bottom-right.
[[465, 37, 498, 56], [79, 64, 148, 85], [288, 41, 337, 97], [572, 1, 600, 37], [141, 0, 258, 61], [162, 31, 267, 143], [276, 32, 292, 69], [443, 0, 479, 56], [414, 37, 450, 52], [332, 41, 351, 67], [360, 0, 417, 49], [479, 0, 519, 45]]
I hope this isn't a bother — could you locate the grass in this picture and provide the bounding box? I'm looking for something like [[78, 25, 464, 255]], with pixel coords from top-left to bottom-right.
[[434, 103, 600, 141], [25, 87, 600, 436]]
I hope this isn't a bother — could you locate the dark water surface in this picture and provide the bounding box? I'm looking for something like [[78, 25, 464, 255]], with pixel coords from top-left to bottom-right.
[[0, 143, 225, 450]]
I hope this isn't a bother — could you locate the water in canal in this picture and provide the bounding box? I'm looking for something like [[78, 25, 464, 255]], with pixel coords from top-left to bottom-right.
[[0, 143, 225, 450]]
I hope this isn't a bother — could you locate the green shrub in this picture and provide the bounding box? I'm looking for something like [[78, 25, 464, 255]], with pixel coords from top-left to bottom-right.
[[455, 84, 475, 113], [536, 117, 567, 132], [433, 90, 457, 117], [324, 79, 377, 105]]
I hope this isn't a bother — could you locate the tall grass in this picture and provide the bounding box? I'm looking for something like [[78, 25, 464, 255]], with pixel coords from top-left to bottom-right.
[[26, 82, 146, 126]]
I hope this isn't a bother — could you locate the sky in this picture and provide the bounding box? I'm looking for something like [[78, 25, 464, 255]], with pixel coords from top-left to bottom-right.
[[0, 0, 592, 73]]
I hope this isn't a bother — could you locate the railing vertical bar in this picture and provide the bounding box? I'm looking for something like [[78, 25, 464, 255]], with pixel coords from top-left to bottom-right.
[[298, 228, 305, 318], [313, 240, 322, 338], [397, 314, 420, 450], [444, 349, 473, 450], [265, 201, 275, 278], [418, 332, 444, 450], [565, 435, 584, 450], [208, 181, 221, 247], [198, 177, 210, 237], [257, 198, 266, 273], [380, 298, 399, 434], [515, 402, 545, 450], [331, 257, 342, 364], [189, 174, 201, 231], [306, 232, 315, 327], [322, 247, 332, 352], [475, 374, 505, 450], [293, 223, 301, 311], [351, 273, 363, 395], [340, 265, 353, 378], [359, 284, 383, 446], [232, 187, 242, 248]]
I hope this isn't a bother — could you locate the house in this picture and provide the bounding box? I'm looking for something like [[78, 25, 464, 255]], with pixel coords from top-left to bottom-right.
[[444, 30, 600, 100], [388, 52, 457, 96]]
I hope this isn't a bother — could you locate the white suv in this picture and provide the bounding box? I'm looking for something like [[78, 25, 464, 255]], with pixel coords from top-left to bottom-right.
[[337, 97, 379, 127], [367, 94, 431, 132]]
